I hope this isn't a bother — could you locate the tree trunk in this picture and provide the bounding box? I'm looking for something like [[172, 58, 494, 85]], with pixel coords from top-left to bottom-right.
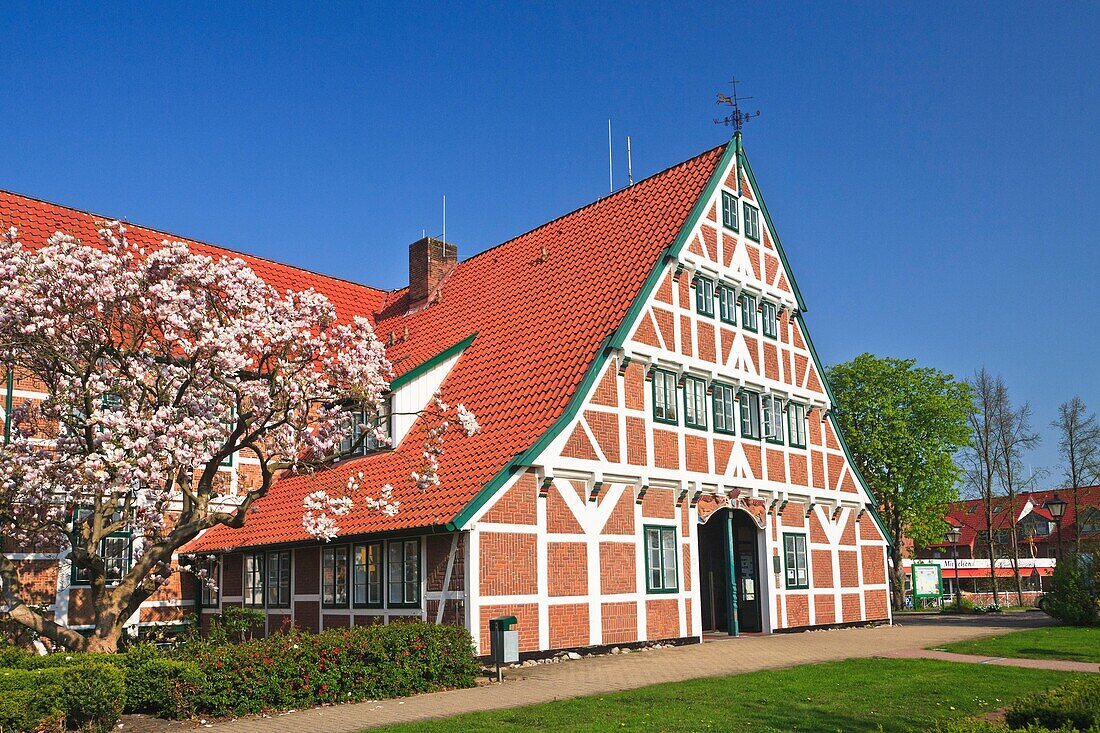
[[1009, 524, 1025, 607], [889, 515, 905, 611]]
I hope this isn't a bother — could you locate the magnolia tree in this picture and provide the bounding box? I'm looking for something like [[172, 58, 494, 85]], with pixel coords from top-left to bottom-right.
[[0, 224, 476, 652]]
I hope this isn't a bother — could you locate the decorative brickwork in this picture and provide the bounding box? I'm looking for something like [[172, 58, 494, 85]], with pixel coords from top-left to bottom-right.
[[785, 594, 809, 627], [645, 598, 679, 640], [641, 487, 675, 519], [599, 543, 637, 595], [480, 533, 537, 596], [841, 593, 861, 622], [480, 603, 539, 652], [547, 542, 588, 596], [482, 472, 538, 525], [548, 603, 590, 648]]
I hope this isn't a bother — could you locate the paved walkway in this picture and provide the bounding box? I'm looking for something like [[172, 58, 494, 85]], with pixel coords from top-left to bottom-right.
[[208, 613, 1072, 733], [889, 647, 1099, 673]]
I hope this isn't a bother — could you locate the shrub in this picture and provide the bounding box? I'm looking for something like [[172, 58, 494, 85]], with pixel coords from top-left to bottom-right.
[[179, 622, 479, 715], [1004, 676, 1100, 731], [0, 668, 64, 732], [1043, 554, 1100, 627], [928, 719, 1095, 732], [122, 658, 206, 719], [57, 663, 126, 733], [0, 663, 123, 733]]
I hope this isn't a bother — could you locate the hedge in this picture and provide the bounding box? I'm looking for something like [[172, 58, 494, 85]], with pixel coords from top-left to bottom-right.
[[0, 663, 125, 733], [0, 621, 478, 726]]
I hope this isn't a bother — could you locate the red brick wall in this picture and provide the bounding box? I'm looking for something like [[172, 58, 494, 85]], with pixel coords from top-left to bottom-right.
[[864, 589, 888, 620], [222, 553, 243, 597], [641, 488, 675, 519], [591, 365, 618, 407], [841, 593, 861, 622], [624, 363, 645, 411], [599, 543, 636, 595], [861, 546, 885, 585], [814, 595, 835, 625], [294, 547, 319, 595], [548, 603, 590, 648], [480, 532, 537, 596], [645, 598, 679, 640], [482, 472, 538, 525], [295, 601, 320, 632], [653, 429, 679, 470], [685, 434, 708, 473], [426, 533, 465, 593], [811, 550, 833, 588], [547, 542, 587, 596], [838, 551, 859, 588], [785, 594, 809, 627], [601, 601, 638, 644], [480, 603, 539, 652], [626, 416, 647, 465], [602, 490, 635, 535]]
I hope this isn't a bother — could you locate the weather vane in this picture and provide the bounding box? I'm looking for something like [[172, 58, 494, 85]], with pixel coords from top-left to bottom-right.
[[714, 78, 761, 133]]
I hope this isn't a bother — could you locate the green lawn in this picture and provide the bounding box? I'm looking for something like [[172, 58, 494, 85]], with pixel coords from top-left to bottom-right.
[[935, 625, 1100, 664], [368, 658, 1073, 733]]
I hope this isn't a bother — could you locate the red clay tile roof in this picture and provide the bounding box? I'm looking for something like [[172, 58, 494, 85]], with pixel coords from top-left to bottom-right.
[[931, 486, 1100, 548], [1, 143, 726, 551], [0, 191, 389, 324]]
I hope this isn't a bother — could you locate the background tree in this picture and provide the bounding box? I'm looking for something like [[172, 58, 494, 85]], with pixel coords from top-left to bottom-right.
[[0, 225, 477, 652], [828, 354, 972, 611], [961, 368, 1006, 605], [1053, 397, 1100, 555], [993, 392, 1040, 607]]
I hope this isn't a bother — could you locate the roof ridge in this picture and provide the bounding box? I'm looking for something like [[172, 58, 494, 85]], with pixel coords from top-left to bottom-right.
[[0, 188, 389, 296], [456, 142, 729, 268]]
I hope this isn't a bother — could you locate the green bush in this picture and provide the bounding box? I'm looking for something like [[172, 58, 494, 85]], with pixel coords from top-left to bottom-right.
[[0, 668, 64, 732], [182, 622, 479, 715], [57, 663, 126, 733], [0, 663, 124, 733], [1006, 676, 1100, 731], [1044, 554, 1100, 627], [122, 658, 206, 719]]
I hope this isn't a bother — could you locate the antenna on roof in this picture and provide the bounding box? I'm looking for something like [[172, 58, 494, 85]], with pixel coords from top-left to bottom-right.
[[442, 194, 447, 243], [626, 135, 634, 186], [607, 119, 614, 193], [714, 77, 761, 134]]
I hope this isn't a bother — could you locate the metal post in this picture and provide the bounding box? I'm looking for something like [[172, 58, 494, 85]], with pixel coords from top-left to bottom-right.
[[726, 510, 740, 637], [952, 544, 961, 610]]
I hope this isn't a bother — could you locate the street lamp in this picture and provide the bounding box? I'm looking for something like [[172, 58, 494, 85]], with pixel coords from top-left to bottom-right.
[[945, 525, 962, 609], [1044, 495, 1067, 560]]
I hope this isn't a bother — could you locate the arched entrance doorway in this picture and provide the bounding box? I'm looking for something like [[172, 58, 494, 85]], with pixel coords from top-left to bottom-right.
[[698, 508, 764, 634]]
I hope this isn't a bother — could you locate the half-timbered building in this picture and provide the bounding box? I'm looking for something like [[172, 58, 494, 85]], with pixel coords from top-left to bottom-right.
[[2, 133, 892, 652]]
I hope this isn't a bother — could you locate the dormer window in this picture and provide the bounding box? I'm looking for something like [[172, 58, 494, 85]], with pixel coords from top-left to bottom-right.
[[338, 399, 392, 457]]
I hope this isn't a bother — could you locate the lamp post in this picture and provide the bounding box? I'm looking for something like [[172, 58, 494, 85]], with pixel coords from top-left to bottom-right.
[[945, 525, 962, 609], [1044, 495, 1067, 561]]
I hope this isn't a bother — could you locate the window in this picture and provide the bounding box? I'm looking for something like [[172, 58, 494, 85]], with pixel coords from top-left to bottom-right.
[[683, 376, 707, 430], [761, 394, 785, 444], [694, 276, 715, 318], [739, 293, 758, 332], [70, 507, 132, 587], [338, 399, 392, 457], [243, 552, 265, 607], [718, 285, 738, 325], [740, 390, 760, 439], [322, 545, 349, 607], [761, 301, 778, 339], [784, 533, 809, 589], [644, 525, 678, 593], [352, 542, 383, 607], [387, 539, 421, 607], [743, 202, 760, 242], [219, 408, 236, 467], [198, 556, 220, 607], [266, 550, 291, 608], [652, 369, 678, 424], [788, 403, 808, 448], [721, 190, 739, 231], [712, 383, 737, 435]]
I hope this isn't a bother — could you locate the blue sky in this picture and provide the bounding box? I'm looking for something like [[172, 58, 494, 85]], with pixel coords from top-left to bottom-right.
[[2, 3, 1097, 482]]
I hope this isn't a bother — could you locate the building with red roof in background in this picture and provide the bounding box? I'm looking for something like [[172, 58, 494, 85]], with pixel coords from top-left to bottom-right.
[[904, 487, 1100, 606], [2, 134, 894, 654]]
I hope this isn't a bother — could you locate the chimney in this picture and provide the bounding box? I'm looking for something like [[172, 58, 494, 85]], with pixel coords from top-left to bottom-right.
[[408, 236, 457, 304]]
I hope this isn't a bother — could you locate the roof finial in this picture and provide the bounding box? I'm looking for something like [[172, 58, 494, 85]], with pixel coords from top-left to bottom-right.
[[714, 77, 761, 135]]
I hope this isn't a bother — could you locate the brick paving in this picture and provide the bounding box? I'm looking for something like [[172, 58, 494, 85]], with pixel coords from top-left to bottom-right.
[[207, 613, 1073, 733]]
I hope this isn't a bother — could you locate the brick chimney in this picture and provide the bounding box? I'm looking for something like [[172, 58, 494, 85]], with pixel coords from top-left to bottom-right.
[[408, 236, 457, 304]]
